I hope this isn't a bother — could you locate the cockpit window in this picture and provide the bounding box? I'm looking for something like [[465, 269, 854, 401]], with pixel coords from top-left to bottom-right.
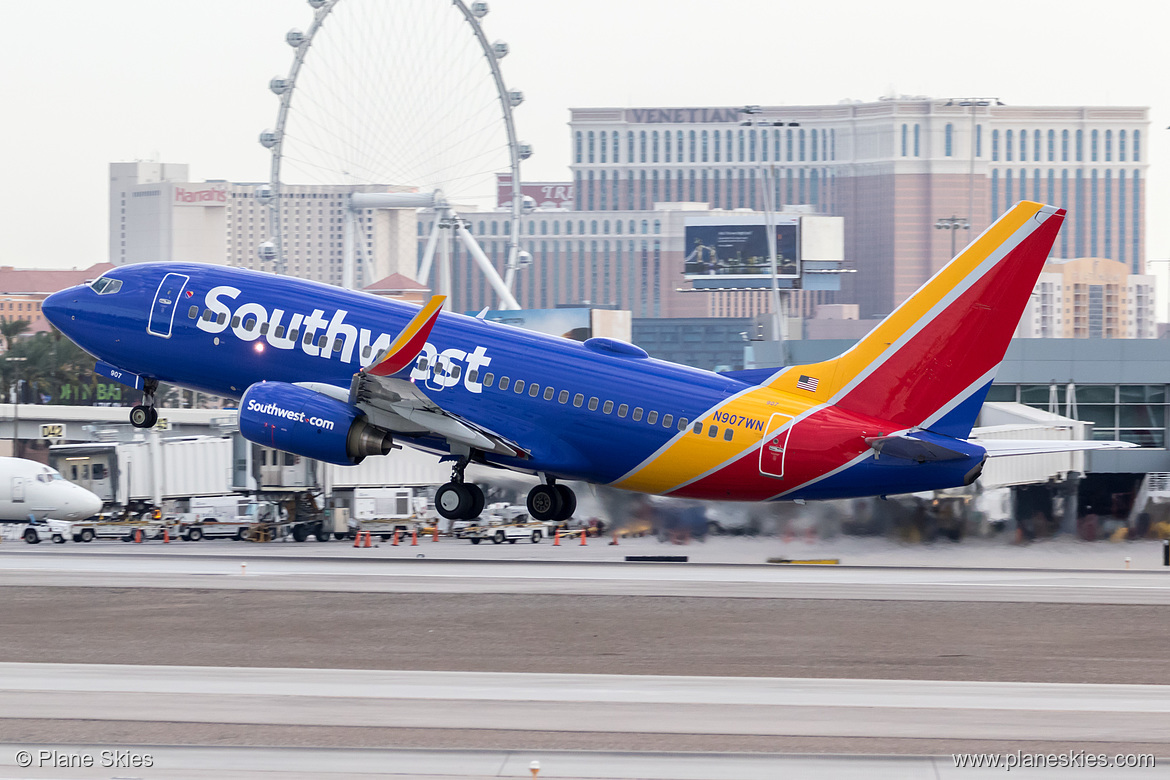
[[90, 277, 123, 295]]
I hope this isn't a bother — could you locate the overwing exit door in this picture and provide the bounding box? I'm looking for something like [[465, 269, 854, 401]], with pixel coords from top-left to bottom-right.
[[148, 273, 190, 338], [758, 413, 795, 479]]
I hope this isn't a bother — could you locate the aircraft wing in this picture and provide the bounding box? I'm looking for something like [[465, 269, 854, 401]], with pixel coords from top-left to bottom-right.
[[348, 371, 527, 458], [970, 438, 1139, 457]]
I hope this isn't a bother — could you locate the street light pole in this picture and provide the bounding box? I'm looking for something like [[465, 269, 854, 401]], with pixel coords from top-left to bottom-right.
[[935, 215, 971, 259], [944, 97, 1001, 230]]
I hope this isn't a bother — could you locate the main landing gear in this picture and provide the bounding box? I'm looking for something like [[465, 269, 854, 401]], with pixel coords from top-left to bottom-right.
[[526, 478, 576, 523], [434, 456, 485, 521], [129, 378, 159, 429]]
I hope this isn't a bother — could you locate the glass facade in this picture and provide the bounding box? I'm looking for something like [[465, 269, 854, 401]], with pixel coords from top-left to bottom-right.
[[986, 384, 1167, 448]]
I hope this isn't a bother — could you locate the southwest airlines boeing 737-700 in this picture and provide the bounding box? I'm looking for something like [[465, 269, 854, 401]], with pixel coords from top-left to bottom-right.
[[41, 201, 1125, 522]]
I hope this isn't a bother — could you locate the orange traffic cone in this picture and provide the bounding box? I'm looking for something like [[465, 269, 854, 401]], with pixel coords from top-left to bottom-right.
[[432, 524, 439, 542], [134, 528, 143, 543], [411, 528, 418, 546], [392, 530, 399, 546], [353, 532, 361, 548], [163, 526, 170, 544], [580, 527, 587, 546], [609, 531, 619, 546], [363, 531, 373, 548], [553, 530, 560, 546]]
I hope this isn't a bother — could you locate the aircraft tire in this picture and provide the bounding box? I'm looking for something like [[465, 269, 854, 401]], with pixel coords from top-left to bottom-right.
[[436, 482, 474, 520], [466, 484, 485, 519], [527, 485, 563, 523], [129, 405, 152, 428], [554, 485, 576, 521]]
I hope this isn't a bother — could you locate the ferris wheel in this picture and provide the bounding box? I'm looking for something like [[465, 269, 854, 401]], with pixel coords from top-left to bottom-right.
[[258, 0, 529, 307]]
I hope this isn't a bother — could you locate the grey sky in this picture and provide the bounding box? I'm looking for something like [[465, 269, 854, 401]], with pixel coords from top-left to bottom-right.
[[2, 0, 1164, 269]]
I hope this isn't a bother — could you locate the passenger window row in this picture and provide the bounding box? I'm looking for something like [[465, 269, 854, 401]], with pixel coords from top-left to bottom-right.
[[458, 365, 739, 439]]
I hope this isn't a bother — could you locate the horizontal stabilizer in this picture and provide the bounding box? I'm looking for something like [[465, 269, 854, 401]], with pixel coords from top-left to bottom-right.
[[972, 439, 1139, 457], [865, 434, 969, 462]]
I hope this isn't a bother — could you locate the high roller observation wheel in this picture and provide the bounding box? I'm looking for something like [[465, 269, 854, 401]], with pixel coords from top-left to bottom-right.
[[258, 0, 528, 305]]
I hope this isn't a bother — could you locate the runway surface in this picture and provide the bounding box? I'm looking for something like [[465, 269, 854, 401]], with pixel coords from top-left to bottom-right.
[[3, 543, 1168, 775], [4, 547, 1170, 603], [3, 663, 1170, 742], [3, 744, 1158, 780]]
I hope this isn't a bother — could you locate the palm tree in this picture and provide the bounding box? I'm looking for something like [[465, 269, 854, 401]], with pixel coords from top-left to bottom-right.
[[0, 319, 30, 351]]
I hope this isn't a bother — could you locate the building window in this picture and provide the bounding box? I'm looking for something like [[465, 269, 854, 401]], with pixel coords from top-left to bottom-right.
[[713, 131, 721, 163], [975, 124, 982, 157], [901, 124, 908, 157], [600, 131, 607, 164], [1033, 129, 1040, 162], [1133, 129, 1141, 162], [574, 132, 582, 164], [1091, 129, 1098, 162], [913, 124, 920, 157], [991, 169, 998, 220], [799, 128, 806, 161], [652, 130, 659, 163], [1019, 128, 1027, 161], [811, 129, 818, 161], [1119, 130, 1127, 162], [1105, 129, 1112, 162], [1047, 129, 1055, 162], [1075, 129, 1083, 162], [664, 130, 671, 163], [701, 130, 708, 162], [992, 129, 999, 161], [1005, 129, 1012, 161], [946, 123, 954, 157], [587, 131, 594, 163]]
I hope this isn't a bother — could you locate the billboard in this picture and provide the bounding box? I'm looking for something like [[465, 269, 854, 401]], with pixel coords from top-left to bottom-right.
[[496, 174, 574, 209], [683, 216, 800, 282]]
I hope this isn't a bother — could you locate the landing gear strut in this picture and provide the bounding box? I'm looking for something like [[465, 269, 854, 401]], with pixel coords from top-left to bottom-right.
[[130, 378, 159, 429], [527, 478, 576, 523], [435, 455, 485, 521]]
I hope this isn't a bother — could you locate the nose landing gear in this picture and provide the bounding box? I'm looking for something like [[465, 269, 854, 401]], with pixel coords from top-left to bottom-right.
[[130, 378, 159, 429]]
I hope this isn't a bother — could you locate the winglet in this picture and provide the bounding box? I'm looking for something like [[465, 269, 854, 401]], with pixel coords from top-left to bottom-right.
[[365, 296, 446, 377]]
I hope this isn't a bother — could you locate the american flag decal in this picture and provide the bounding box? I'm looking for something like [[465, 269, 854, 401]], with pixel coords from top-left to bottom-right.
[[796, 375, 819, 392]]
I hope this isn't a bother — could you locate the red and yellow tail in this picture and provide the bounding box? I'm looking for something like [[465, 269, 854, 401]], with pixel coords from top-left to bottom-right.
[[772, 201, 1065, 437]]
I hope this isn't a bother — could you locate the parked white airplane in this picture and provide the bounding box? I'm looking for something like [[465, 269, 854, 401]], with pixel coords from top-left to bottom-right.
[[0, 457, 103, 523]]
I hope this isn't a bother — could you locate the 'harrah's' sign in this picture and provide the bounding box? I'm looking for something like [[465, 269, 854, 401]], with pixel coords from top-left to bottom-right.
[[174, 187, 227, 205]]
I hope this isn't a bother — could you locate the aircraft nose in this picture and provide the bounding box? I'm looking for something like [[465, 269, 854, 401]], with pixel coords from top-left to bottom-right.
[[76, 487, 103, 519], [41, 288, 71, 330]]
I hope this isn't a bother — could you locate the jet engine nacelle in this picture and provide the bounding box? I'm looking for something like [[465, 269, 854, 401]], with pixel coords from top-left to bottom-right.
[[238, 382, 393, 466]]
